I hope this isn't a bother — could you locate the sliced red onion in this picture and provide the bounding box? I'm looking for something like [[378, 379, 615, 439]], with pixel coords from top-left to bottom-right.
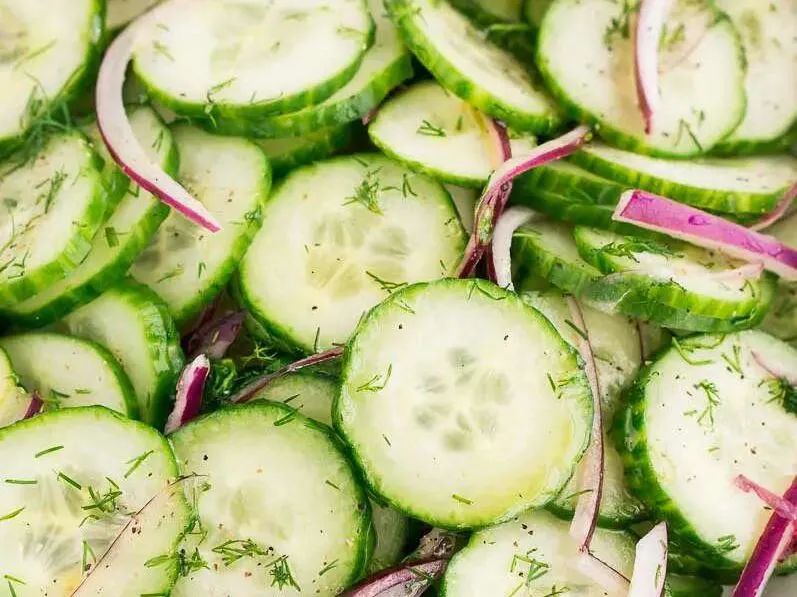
[[457, 125, 591, 277], [95, 0, 221, 233], [341, 559, 447, 597], [750, 183, 797, 232], [23, 391, 42, 419], [613, 189, 797, 281], [751, 351, 797, 386], [491, 206, 536, 289], [733, 478, 797, 597], [574, 550, 630, 594], [633, 0, 674, 134], [629, 522, 668, 597], [230, 346, 344, 404], [186, 311, 245, 360], [164, 355, 211, 434], [735, 475, 797, 521]]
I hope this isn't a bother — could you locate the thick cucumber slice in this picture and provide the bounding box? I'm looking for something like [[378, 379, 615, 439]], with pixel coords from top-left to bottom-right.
[[441, 509, 636, 596], [0, 407, 189, 596], [63, 279, 184, 428], [369, 81, 536, 188], [385, 0, 561, 134], [522, 290, 647, 528], [0, 333, 137, 418], [536, 0, 745, 156], [0, 132, 105, 306], [616, 331, 797, 576], [107, 0, 161, 30], [8, 107, 177, 328], [713, 0, 797, 153], [336, 279, 593, 529], [255, 124, 354, 177], [170, 401, 372, 596], [238, 154, 467, 352], [0, 347, 29, 428], [131, 125, 270, 326], [571, 143, 797, 216], [209, 0, 412, 139], [0, 0, 104, 153], [132, 0, 374, 121]]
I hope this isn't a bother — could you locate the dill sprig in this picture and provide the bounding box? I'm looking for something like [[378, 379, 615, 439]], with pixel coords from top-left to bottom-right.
[[343, 169, 384, 215], [416, 119, 447, 137]]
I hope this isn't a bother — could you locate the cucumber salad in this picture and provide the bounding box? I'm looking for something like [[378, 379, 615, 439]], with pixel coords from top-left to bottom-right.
[[1, 0, 796, 596]]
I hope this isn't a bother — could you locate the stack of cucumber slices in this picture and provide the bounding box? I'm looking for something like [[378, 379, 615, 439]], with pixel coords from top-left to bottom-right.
[[0, 0, 795, 595]]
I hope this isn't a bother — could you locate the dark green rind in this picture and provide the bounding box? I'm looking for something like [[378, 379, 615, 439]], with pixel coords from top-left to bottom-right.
[[712, 122, 797, 157], [664, 574, 723, 597], [256, 124, 354, 177], [545, 497, 647, 531], [447, 0, 536, 62], [385, 0, 562, 135]]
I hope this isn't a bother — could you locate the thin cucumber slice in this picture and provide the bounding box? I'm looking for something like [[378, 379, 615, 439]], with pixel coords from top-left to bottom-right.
[[0, 333, 137, 418], [209, 0, 412, 138], [131, 125, 270, 326], [0, 0, 104, 153], [170, 401, 372, 596], [0, 347, 29, 428], [107, 0, 161, 31], [762, 215, 797, 346], [447, 0, 535, 60], [0, 132, 105, 306], [446, 184, 478, 232], [523, 0, 553, 28], [571, 143, 797, 216], [8, 107, 177, 328], [385, 0, 562, 134], [713, 0, 797, 154], [441, 509, 636, 596], [0, 407, 189, 596], [522, 290, 647, 528], [132, 0, 374, 121], [63, 279, 184, 428], [81, 119, 131, 217], [369, 81, 536, 188], [238, 154, 467, 352], [336, 279, 593, 529], [616, 331, 797, 577], [255, 124, 354, 177], [536, 0, 745, 156]]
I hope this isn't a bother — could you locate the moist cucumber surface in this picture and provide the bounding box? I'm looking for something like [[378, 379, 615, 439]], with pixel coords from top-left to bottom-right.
[[0, 347, 30, 428]]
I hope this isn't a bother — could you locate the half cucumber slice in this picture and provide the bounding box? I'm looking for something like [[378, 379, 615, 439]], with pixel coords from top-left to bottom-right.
[[536, 0, 745, 156], [130, 125, 270, 326], [0, 406, 189, 595], [237, 154, 467, 352], [0, 347, 29, 428], [170, 401, 372, 596], [255, 124, 354, 177], [336, 278, 593, 529], [385, 0, 561, 134]]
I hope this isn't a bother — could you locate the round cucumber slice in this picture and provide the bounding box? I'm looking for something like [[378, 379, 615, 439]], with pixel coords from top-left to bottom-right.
[[369, 81, 536, 188], [8, 107, 177, 328], [385, 0, 562, 134], [208, 0, 412, 138], [336, 278, 593, 529], [536, 0, 745, 156], [0, 132, 106, 306], [0, 333, 137, 418], [130, 124, 270, 326], [170, 401, 372, 596], [255, 124, 354, 177], [238, 154, 467, 352], [0, 0, 104, 154], [107, 0, 161, 31], [132, 0, 374, 121], [63, 279, 184, 428], [0, 347, 30, 428], [570, 143, 797, 216], [616, 331, 797, 576], [0, 406, 189, 595]]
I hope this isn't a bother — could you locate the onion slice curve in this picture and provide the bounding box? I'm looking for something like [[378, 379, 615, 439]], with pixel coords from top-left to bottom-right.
[[164, 354, 211, 434], [491, 206, 536, 290], [628, 522, 668, 597], [634, 0, 674, 134]]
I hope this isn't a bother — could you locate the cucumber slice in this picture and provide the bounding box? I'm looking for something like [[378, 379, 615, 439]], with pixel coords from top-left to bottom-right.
[[0, 333, 137, 418], [0, 347, 30, 428], [451, 0, 523, 23], [571, 143, 797, 216], [131, 125, 270, 326], [0, 0, 104, 153], [170, 401, 372, 596], [713, 0, 797, 154], [385, 0, 562, 134], [536, 0, 745, 156], [81, 119, 131, 217], [523, 0, 553, 28], [0, 132, 105, 306], [237, 154, 467, 352], [762, 214, 797, 347], [616, 331, 797, 576], [8, 107, 177, 328], [336, 279, 593, 529], [107, 0, 161, 31], [209, 0, 412, 138], [255, 124, 354, 177], [132, 0, 374, 121], [441, 509, 636, 596], [0, 407, 189, 595], [446, 184, 478, 232], [63, 279, 184, 428], [522, 290, 647, 528], [369, 81, 536, 188], [447, 0, 535, 61]]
